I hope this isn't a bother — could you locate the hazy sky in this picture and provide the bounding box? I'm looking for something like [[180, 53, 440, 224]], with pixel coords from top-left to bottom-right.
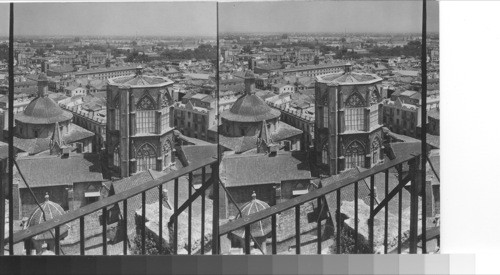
[[220, 1, 439, 34], [0, 4, 9, 38], [12, 2, 216, 37]]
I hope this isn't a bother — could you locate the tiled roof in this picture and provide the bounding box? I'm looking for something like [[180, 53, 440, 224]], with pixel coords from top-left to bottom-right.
[[220, 93, 280, 123], [219, 122, 302, 153], [318, 72, 382, 85], [13, 137, 51, 155], [16, 153, 103, 188], [220, 151, 312, 187], [108, 70, 173, 88], [15, 96, 73, 124]]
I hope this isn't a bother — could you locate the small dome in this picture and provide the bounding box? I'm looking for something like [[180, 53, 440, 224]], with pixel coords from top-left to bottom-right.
[[231, 191, 271, 238], [26, 193, 68, 241], [220, 94, 280, 123], [243, 70, 256, 79], [15, 97, 73, 124]]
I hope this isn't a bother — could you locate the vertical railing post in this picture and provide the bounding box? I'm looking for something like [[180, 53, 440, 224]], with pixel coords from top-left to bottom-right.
[[123, 199, 128, 255], [271, 214, 277, 254], [158, 184, 163, 254], [80, 216, 85, 255], [354, 182, 359, 253], [173, 178, 178, 254], [409, 157, 420, 254], [201, 167, 206, 255], [384, 170, 389, 254], [55, 226, 60, 255], [244, 225, 251, 254], [102, 207, 107, 255], [141, 192, 146, 255], [211, 162, 219, 255], [188, 173, 192, 255], [336, 189, 341, 254], [317, 197, 322, 254], [369, 175, 375, 253], [397, 164, 403, 254], [421, 0, 428, 253], [295, 205, 301, 254], [7, 2, 14, 256]]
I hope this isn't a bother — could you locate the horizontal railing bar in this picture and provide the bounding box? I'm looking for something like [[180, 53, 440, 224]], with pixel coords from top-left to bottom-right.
[[219, 143, 421, 235], [13, 156, 217, 244]]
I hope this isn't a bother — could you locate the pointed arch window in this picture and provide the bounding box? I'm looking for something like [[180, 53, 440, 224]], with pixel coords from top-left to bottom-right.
[[137, 94, 156, 111], [372, 138, 381, 164], [136, 94, 157, 134], [345, 140, 365, 169], [346, 92, 365, 108], [113, 144, 120, 167], [136, 143, 156, 172]]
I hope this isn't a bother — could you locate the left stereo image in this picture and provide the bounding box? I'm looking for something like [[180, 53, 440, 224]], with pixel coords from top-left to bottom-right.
[[0, 2, 219, 255]]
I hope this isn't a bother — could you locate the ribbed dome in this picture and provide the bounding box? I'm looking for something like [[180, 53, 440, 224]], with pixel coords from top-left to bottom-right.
[[26, 193, 68, 240], [220, 94, 280, 122], [232, 192, 272, 238], [15, 96, 73, 124]]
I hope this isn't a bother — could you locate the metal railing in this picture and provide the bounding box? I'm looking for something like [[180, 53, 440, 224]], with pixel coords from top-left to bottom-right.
[[219, 142, 437, 254], [6, 155, 219, 255]]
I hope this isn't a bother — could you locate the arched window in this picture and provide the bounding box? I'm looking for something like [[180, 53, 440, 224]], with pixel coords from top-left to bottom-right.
[[345, 92, 365, 108], [136, 94, 157, 134], [136, 143, 156, 172], [345, 141, 365, 169], [372, 138, 381, 164], [113, 145, 120, 167], [137, 94, 156, 111], [162, 140, 172, 169]]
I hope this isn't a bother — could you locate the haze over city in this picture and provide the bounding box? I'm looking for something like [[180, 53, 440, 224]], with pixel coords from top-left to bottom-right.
[[12, 2, 216, 37], [220, 1, 439, 34]]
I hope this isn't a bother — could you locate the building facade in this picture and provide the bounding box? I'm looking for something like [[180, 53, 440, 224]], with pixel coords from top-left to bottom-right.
[[315, 67, 385, 176], [173, 93, 217, 141], [106, 67, 176, 178]]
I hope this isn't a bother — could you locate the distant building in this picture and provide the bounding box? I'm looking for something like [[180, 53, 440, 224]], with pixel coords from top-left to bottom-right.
[[315, 67, 385, 176], [173, 93, 217, 141], [219, 151, 312, 220], [106, 67, 176, 178], [268, 102, 315, 149], [13, 74, 95, 155], [218, 71, 302, 153], [271, 83, 295, 95], [282, 63, 351, 77], [14, 153, 104, 219], [427, 108, 440, 136]]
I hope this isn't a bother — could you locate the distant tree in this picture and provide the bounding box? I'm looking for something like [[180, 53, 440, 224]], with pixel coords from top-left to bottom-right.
[[242, 45, 252, 54], [341, 38, 347, 43], [35, 48, 45, 57]]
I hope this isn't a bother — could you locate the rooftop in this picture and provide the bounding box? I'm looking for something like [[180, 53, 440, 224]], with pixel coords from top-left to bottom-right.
[[108, 67, 174, 88], [220, 151, 311, 187], [220, 93, 280, 123], [317, 71, 382, 85], [15, 153, 103, 189]]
